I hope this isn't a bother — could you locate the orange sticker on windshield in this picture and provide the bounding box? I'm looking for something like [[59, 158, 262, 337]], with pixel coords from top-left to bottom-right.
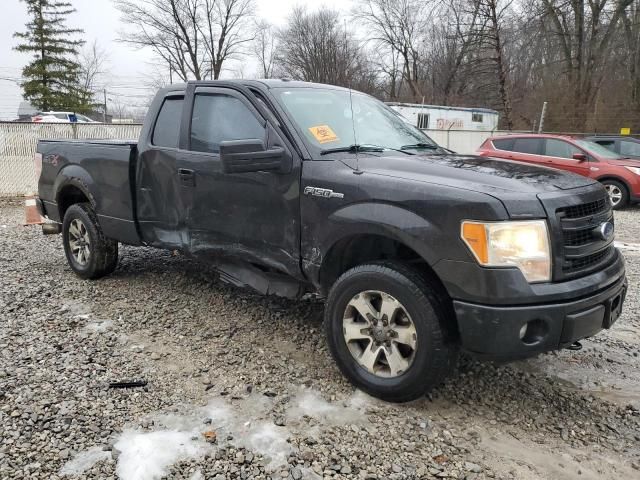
[[309, 125, 339, 144]]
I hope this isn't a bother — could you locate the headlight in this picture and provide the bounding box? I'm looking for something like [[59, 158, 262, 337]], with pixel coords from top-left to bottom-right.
[[624, 166, 640, 176], [461, 220, 551, 283]]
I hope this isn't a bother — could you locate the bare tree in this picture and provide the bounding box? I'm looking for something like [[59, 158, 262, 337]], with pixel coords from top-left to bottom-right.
[[355, 0, 435, 100], [253, 19, 276, 78], [538, 0, 634, 129], [199, 0, 255, 79], [78, 40, 109, 108], [622, 0, 640, 107], [113, 0, 254, 81], [275, 7, 378, 92]]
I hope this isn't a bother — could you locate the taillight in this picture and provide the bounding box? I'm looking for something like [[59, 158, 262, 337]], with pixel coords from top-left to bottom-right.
[[34, 153, 43, 179], [32, 116, 43, 122]]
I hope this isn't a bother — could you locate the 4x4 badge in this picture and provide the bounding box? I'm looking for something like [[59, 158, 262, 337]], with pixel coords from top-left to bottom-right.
[[304, 186, 344, 199]]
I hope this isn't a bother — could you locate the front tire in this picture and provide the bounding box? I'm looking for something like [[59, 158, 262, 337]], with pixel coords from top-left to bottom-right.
[[324, 261, 457, 402], [62, 203, 118, 279], [602, 180, 629, 210]]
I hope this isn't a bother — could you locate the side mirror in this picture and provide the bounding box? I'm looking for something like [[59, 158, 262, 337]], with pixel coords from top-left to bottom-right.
[[573, 153, 588, 162], [219, 139, 290, 174]]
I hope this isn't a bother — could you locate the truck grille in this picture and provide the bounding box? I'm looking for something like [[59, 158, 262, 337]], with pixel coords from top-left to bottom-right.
[[555, 194, 615, 279], [557, 197, 608, 219]]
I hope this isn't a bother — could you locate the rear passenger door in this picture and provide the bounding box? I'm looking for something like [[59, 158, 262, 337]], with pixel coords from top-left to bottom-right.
[[543, 138, 590, 176], [177, 86, 301, 277], [136, 94, 187, 248], [509, 138, 546, 166]]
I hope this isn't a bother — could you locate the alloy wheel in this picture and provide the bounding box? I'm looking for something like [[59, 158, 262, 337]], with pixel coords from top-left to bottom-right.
[[68, 218, 91, 266], [605, 184, 623, 207], [342, 290, 417, 378]]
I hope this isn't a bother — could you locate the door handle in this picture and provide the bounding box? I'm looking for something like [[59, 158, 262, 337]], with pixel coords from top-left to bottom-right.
[[178, 168, 196, 187]]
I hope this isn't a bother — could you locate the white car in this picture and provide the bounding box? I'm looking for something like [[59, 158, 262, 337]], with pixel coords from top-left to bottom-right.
[[32, 112, 98, 123]]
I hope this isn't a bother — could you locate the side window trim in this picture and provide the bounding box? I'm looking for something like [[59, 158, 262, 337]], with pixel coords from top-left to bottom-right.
[[188, 86, 266, 153], [151, 94, 185, 150], [188, 88, 267, 154]]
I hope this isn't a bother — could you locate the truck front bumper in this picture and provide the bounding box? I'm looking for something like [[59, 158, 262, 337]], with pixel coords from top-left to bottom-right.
[[454, 266, 627, 361]]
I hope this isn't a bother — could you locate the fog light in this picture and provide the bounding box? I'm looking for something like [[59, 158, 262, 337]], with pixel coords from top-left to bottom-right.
[[518, 319, 548, 345]]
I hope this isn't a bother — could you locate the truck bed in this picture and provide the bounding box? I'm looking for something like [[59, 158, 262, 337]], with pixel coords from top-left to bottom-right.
[[37, 139, 141, 245]]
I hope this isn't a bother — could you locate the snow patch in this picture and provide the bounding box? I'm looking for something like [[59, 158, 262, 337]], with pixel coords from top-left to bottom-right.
[[114, 430, 208, 480], [83, 319, 113, 333], [287, 389, 369, 425], [189, 470, 204, 480], [246, 422, 292, 469], [202, 396, 291, 470], [59, 446, 111, 476]]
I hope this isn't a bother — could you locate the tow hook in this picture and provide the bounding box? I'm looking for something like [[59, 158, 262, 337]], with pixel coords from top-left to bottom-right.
[[568, 341, 582, 351], [42, 223, 62, 235]]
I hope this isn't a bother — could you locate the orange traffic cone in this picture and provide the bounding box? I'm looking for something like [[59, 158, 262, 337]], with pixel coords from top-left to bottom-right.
[[24, 196, 45, 225]]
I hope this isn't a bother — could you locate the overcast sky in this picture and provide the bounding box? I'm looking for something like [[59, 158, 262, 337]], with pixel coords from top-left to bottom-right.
[[0, 0, 352, 120]]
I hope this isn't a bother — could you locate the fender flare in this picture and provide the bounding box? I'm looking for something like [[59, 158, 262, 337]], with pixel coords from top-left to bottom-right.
[[308, 202, 444, 288], [54, 165, 98, 216]]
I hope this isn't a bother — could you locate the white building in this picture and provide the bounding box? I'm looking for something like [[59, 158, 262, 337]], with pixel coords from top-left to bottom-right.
[[387, 102, 500, 131]]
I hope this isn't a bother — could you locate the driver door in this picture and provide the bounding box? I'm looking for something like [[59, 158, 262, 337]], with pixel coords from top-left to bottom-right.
[[177, 86, 301, 277]]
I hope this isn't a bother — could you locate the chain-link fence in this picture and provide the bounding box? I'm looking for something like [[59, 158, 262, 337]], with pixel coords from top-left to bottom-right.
[[0, 122, 142, 197]]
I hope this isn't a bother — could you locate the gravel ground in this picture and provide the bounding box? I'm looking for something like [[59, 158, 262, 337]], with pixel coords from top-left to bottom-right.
[[1, 197, 639, 480]]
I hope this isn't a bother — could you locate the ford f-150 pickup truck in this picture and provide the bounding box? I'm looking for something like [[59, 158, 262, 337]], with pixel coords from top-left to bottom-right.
[[35, 80, 627, 402]]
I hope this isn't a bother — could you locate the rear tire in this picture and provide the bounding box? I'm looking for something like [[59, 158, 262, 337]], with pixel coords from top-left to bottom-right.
[[324, 261, 457, 402], [602, 180, 629, 210], [62, 203, 118, 279]]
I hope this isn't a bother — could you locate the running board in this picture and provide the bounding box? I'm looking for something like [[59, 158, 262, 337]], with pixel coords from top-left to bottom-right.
[[213, 259, 306, 299]]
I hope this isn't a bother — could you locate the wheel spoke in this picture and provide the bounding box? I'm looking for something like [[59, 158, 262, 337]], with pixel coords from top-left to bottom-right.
[[383, 344, 410, 376], [69, 222, 80, 239], [84, 246, 91, 261], [349, 295, 378, 323], [343, 320, 371, 342], [359, 344, 383, 373], [343, 289, 418, 379], [392, 324, 417, 349], [379, 294, 400, 323]]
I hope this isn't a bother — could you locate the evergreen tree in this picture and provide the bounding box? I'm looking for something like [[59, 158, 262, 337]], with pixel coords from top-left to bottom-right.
[[14, 0, 90, 112]]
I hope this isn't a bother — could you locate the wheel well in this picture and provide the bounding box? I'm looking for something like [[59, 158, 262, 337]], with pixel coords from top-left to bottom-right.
[[57, 185, 90, 219], [319, 234, 459, 340], [597, 176, 630, 194]]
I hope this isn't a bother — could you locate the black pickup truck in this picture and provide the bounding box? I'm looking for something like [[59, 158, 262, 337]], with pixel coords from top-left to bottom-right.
[[36, 80, 627, 402]]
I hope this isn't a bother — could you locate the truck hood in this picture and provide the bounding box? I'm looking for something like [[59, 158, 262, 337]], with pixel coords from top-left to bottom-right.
[[358, 153, 596, 194]]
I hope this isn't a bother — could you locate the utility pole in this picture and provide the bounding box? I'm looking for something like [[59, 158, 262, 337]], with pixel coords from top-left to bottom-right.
[[538, 101, 547, 133], [103, 88, 107, 123]]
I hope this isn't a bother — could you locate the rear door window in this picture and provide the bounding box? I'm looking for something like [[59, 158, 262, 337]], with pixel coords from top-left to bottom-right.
[[513, 138, 542, 155], [544, 139, 581, 158], [492, 138, 515, 151], [152, 97, 184, 148], [190, 94, 265, 154]]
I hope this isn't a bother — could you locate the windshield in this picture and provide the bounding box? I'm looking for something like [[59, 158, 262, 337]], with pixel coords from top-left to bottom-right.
[[275, 88, 441, 155], [574, 140, 624, 159]]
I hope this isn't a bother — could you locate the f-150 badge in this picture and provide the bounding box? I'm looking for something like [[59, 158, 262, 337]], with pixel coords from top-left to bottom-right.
[[304, 186, 344, 199]]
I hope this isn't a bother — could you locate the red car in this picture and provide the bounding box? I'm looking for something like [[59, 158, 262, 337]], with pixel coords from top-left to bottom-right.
[[477, 134, 640, 209]]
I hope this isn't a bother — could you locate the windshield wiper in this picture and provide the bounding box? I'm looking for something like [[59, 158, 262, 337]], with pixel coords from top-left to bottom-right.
[[321, 144, 415, 156], [400, 142, 439, 151], [320, 144, 384, 155]]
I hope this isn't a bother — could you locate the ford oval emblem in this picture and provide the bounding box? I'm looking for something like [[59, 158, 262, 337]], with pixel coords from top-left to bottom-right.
[[595, 222, 614, 241]]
